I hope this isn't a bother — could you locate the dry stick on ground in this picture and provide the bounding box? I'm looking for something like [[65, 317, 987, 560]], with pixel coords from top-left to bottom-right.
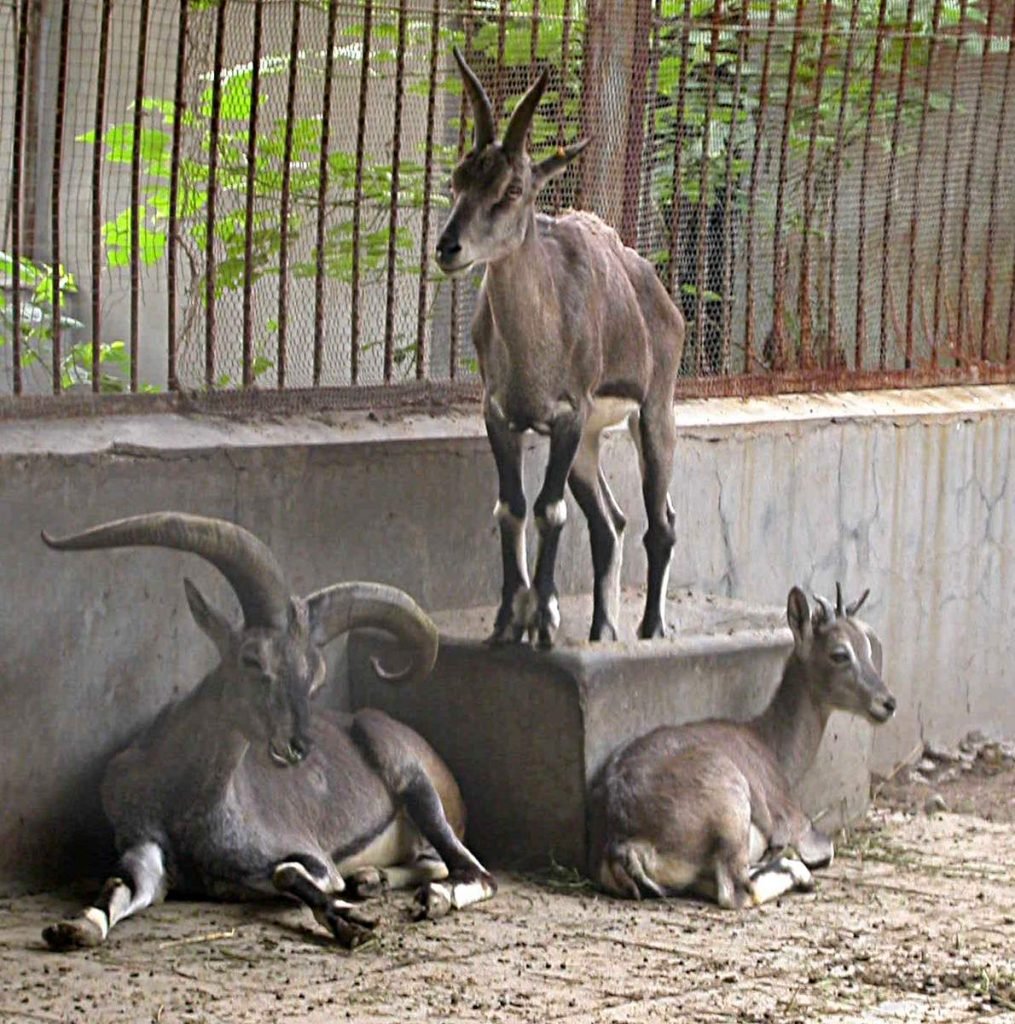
[[157, 928, 237, 949]]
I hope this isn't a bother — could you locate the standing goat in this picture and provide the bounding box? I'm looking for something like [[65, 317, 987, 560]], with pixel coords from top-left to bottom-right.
[[588, 585, 896, 906], [41, 513, 495, 951], [436, 49, 685, 647]]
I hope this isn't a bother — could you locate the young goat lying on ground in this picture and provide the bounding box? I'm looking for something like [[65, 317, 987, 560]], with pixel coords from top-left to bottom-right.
[[588, 585, 896, 907], [41, 512, 495, 951]]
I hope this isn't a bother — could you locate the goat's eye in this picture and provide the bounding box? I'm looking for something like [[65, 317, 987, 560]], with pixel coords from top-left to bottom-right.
[[830, 647, 851, 664], [505, 183, 523, 199], [240, 652, 262, 671]]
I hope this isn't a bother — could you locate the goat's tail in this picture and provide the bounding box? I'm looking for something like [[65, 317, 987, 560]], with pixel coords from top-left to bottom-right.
[[597, 841, 666, 900]]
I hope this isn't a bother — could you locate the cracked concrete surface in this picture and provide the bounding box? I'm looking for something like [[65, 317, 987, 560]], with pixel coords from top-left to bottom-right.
[[1, 386, 1011, 891]]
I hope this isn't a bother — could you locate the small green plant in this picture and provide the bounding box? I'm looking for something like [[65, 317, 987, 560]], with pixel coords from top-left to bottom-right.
[[0, 252, 132, 393]]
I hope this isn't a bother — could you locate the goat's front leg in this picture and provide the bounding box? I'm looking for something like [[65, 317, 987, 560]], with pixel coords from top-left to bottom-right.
[[529, 412, 584, 648], [272, 858, 378, 948], [485, 407, 530, 644], [43, 841, 168, 950]]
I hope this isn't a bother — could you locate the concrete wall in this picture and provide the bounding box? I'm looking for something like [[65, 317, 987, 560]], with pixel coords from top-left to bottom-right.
[[0, 384, 1012, 892]]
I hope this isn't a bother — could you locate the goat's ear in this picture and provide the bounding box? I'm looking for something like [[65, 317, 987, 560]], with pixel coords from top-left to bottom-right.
[[787, 586, 812, 656], [859, 622, 884, 674], [184, 578, 233, 654], [532, 138, 591, 191]]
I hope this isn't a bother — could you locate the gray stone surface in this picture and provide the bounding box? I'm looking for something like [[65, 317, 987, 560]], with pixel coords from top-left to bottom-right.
[[0, 385, 1011, 891], [349, 589, 873, 870]]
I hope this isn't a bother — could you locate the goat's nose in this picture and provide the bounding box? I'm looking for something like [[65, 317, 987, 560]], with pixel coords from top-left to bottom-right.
[[436, 236, 461, 262], [289, 735, 310, 762], [883, 695, 897, 715]]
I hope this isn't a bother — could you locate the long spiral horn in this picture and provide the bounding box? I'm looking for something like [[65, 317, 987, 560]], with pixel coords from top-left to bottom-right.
[[43, 512, 291, 629]]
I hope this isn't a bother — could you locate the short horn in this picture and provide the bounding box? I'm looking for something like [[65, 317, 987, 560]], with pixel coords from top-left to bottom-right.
[[453, 45, 494, 151], [307, 582, 439, 686], [813, 593, 835, 626], [846, 588, 871, 617], [835, 581, 844, 617], [42, 512, 290, 629], [502, 68, 549, 155]]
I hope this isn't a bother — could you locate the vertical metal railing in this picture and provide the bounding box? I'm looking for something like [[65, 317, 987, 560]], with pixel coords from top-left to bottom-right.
[[4, 0, 1015, 410]]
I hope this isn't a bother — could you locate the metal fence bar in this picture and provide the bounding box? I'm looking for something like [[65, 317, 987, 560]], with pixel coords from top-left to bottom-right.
[[665, 0, 692, 299], [826, 0, 861, 368], [718, 0, 748, 375], [743, 0, 778, 370], [553, 0, 573, 215], [90, 0, 113, 393], [449, 5, 475, 380], [166, 0, 188, 393], [797, 0, 836, 370], [242, 0, 265, 389], [10, 0, 30, 396], [984, 3, 1015, 363], [350, 0, 373, 386], [383, 0, 408, 384], [932, 0, 970, 366], [878, 0, 917, 371], [313, 0, 339, 386], [415, 0, 442, 381], [129, 0, 151, 393], [494, 0, 508, 123], [693, 0, 721, 375], [50, 0, 71, 395], [904, 0, 944, 370], [203, 0, 228, 389], [275, 0, 302, 391], [959, 0, 996, 363], [530, 0, 540, 79], [769, 0, 807, 371], [854, 0, 888, 372], [620, 0, 652, 248]]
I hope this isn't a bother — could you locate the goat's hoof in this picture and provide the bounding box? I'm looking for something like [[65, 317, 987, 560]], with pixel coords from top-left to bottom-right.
[[318, 902, 378, 948], [413, 881, 453, 921], [42, 918, 104, 951], [345, 866, 388, 901]]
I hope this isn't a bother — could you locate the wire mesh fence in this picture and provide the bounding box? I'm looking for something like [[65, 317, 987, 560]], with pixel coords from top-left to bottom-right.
[[2, 0, 1014, 413]]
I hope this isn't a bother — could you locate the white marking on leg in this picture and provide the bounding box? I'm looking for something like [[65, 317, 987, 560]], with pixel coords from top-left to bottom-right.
[[494, 501, 530, 588], [748, 857, 813, 905], [545, 593, 561, 631], [382, 859, 449, 891], [107, 842, 167, 929], [83, 907, 109, 940], [447, 877, 495, 910], [542, 499, 567, 528]]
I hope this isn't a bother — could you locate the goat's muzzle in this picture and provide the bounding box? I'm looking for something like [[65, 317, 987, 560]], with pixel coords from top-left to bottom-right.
[[269, 736, 310, 767], [435, 235, 472, 278], [868, 692, 897, 724]]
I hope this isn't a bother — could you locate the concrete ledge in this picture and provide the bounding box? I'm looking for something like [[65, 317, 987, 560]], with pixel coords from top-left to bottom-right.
[[349, 589, 874, 871]]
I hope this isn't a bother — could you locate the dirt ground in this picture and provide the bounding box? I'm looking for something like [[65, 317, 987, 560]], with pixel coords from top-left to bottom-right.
[[1, 749, 1013, 1024]]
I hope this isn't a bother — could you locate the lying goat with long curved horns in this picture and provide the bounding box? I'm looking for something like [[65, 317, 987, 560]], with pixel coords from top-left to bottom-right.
[[436, 49, 685, 648], [41, 512, 495, 951], [589, 585, 896, 906]]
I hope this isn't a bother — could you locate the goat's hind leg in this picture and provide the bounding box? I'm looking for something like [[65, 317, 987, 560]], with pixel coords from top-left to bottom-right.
[[631, 403, 676, 639], [43, 840, 167, 950], [568, 427, 626, 642]]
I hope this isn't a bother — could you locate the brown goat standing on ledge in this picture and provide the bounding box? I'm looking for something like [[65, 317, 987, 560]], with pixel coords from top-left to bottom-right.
[[436, 48, 685, 648]]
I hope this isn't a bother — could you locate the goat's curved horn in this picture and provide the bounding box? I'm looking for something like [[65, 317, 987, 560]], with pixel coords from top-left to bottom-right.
[[42, 513, 290, 629], [812, 593, 836, 626], [835, 581, 844, 617], [307, 582, 439, 686], [846, 588, 871, 617], [502, 68, 549, 156], [453, 45, 494, 151]]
